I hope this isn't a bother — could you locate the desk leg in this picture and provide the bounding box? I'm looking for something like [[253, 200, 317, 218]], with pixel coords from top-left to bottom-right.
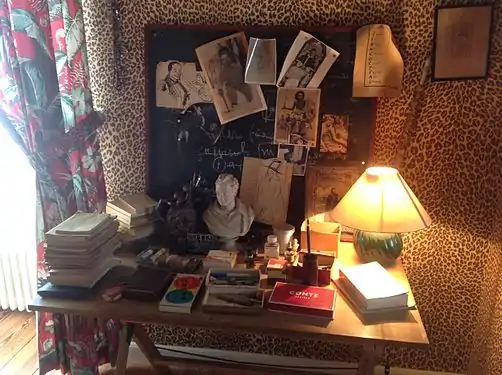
[[133, 324, 164, 375], [115, 324, 131, 375], [357, 344, 376, 375]]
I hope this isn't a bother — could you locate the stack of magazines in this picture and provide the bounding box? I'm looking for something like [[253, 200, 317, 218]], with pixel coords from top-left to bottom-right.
[[44, 212, 121, 288], [106, 193, 157, 242]]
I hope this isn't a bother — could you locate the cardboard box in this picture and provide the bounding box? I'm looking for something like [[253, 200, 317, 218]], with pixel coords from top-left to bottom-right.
[[300, 214, 340, 256]]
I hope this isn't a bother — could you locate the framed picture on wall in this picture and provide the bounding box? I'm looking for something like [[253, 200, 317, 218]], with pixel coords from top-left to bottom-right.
[[432, 4, 494, 81]]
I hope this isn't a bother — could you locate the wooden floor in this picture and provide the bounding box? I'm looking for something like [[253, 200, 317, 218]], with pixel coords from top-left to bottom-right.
[[0, 310, 39, 375], [0, 311, 452, 375]]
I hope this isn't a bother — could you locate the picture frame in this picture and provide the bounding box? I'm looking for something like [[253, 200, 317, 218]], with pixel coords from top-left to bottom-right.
[[305, 163, 364, 219], [432, 4, 494, 81], [305, 163, 365, 242]]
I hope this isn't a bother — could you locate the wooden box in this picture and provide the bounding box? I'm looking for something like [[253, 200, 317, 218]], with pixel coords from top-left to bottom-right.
[[300, 214, 340, 256]]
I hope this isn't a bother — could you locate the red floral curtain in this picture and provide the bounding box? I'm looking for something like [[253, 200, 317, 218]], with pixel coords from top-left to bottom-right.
[[0, 0, 119, 374]]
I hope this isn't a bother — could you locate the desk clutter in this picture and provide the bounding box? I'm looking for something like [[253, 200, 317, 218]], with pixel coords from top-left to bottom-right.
[[39, 206, 412, 322]]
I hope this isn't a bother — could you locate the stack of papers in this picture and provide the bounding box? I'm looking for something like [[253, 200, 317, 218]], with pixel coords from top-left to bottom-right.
[[45, 212, 121, 288], [106, 193, 157, 242]]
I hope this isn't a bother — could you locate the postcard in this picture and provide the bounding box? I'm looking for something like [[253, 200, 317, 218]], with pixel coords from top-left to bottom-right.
[[245, 38, 277, 85], [156, 61, 212, 109], [196, 32, 267, 124], [277, 31, 339, 88], [273, 87, 320, 147]]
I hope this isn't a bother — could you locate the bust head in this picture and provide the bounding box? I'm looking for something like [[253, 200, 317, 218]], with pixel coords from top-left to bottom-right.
[[215, 174, 239, 211]]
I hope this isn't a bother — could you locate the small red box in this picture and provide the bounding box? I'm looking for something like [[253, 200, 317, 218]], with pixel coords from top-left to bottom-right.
[[268, 282, 336, 319]]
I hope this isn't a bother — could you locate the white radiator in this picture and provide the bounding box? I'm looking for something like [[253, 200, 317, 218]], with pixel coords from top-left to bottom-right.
[[0, 251, 37, 311], [0, 124, 38, 311]]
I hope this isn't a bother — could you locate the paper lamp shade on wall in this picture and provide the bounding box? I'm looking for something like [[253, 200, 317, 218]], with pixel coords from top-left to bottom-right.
[[331, 166, 431, 264]]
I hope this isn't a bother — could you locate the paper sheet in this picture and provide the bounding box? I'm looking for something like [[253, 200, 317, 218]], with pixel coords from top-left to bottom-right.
[[277, 31, 339, 88], [239, 157, 293, 225], [353, 24, 404, 97], [245, 38, 277, 85]]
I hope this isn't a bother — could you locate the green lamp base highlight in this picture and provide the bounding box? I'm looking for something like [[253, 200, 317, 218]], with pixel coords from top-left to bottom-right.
[[353, 230, 403, 265]]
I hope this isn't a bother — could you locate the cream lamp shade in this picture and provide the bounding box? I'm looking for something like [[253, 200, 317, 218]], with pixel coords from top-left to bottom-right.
[[330, 166, 431, 233]]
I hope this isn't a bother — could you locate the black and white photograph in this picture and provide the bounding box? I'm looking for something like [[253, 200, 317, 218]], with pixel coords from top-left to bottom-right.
[[195, 32, 267, 124], [320, 114, 349, 154], [277, 31, 339, 88], [274, 87, 320, 147], [245, 38, 277, 85], [156, 61, 212, 109], [277, 144, 309, 176]]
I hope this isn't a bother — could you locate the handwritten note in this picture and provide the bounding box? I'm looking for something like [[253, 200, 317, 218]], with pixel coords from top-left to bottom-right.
[[353, 24, 404, 97]]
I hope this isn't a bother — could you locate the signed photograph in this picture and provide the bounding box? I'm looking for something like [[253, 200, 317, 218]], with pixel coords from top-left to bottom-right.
[[277, 31, 339, 88], [433, 5, 494, 80], [274, 87, 320, 147], [196, 32, 267, 124], [320, 114, 349, 154], [156, 61, 212, 109], [305, 164, 364, 218], [245, 38, 277, 85], [277, 144, 309, 176]]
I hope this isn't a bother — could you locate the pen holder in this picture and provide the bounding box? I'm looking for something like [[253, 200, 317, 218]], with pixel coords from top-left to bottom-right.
[[302, 253, 319, 286]]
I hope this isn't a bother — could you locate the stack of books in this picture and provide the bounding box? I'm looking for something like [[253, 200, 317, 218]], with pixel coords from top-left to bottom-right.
[[105, 193, 157, 241], [336, 261, 411, 315], [45, 212, 121, 288]]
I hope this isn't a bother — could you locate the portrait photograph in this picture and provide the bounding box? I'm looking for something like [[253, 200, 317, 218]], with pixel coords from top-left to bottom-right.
[[277, 31, 339, 88], [245, 37, 277, 85], [305, 163, 364, 218], [156, 61, 212, 109], [277, 144, 309, 176], [273, 87, 320, 147], [195, 32, 267, 124], [432, 4, 494, 80]]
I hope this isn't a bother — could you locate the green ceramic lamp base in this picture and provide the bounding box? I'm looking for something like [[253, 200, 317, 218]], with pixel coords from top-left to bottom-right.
[[353, 230, 404, 265]]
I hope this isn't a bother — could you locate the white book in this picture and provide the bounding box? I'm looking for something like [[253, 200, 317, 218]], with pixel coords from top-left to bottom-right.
[[51, 212, 113, 236], [339, 261, 408, 311]]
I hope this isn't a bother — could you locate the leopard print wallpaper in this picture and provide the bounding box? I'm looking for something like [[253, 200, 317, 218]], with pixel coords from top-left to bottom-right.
[[81, 0, 502, 373]]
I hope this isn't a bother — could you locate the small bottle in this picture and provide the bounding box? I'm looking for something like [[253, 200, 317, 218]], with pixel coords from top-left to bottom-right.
[[264, 235, 280, 259]]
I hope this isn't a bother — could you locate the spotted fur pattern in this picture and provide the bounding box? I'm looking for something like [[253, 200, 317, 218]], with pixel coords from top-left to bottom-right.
[[81, 0, 502, 373]]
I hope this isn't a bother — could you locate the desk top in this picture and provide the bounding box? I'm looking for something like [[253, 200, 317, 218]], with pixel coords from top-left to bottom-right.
[[29, 243, 429, 347]]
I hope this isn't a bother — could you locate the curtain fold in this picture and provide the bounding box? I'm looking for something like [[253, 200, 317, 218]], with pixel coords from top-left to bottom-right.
[[0, 0, 119, 374]]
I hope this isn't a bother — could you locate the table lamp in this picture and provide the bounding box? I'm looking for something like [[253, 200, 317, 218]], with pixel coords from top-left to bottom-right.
[[330, 166, 431, 265]]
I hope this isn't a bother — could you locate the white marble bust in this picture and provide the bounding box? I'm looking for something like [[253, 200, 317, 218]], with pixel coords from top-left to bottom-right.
[[203, 174, 254, 248]]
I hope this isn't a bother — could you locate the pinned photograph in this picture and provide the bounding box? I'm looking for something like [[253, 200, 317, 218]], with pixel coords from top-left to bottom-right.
[[277, 144, 309, 176], [320, 114, 349, 154], [156, 61, 212, 109], [274, 87, 320, 147], [245, 38, 277, 85], [277, 31, 339, 88], [196, 32, 267, 125]]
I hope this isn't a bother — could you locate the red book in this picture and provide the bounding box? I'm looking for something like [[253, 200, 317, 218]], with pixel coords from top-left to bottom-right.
[[268, 282, 336, 319]]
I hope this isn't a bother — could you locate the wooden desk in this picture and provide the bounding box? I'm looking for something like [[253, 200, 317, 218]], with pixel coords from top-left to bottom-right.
[[29, 243, 428, 375]]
